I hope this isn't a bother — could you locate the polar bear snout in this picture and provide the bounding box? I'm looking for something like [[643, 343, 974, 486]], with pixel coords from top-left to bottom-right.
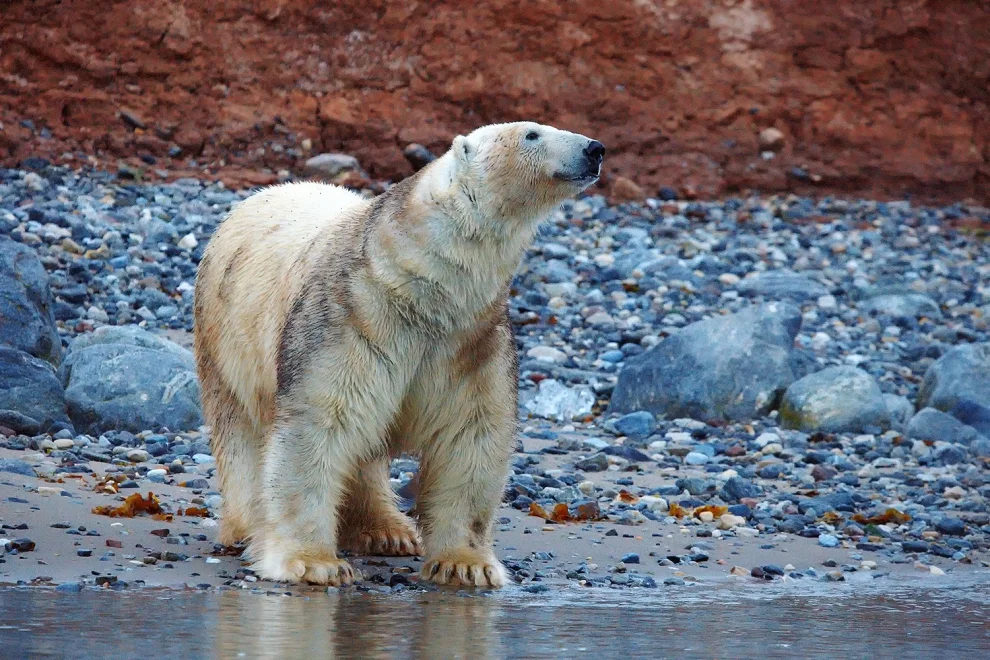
[[552, 135, 606, 186], [584, 140, 606, 174]]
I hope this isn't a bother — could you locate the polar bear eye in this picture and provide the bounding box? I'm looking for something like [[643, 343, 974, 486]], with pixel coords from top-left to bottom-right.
[[525, 131, 539, 141]]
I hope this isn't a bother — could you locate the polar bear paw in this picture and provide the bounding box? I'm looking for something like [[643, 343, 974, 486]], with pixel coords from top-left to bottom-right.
[[420, 548, 508, 587]]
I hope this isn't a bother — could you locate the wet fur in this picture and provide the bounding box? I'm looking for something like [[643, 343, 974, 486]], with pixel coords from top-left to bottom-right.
[[194, 122, 598, 586]]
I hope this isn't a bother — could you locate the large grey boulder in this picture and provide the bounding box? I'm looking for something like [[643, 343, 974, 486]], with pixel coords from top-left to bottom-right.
[[609, 303, 804, 422], [735, 270, 829, 302], [58, 326, 202, 434], [779, 366, 891, 433], [0, 347, 71, 435], [0, 236, 61, 365], [917, 343, 990, 434], [906, 408, 983, 446]]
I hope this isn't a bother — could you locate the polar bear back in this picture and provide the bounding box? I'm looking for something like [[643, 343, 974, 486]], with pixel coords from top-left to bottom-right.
[[196, 182, 368, 427]]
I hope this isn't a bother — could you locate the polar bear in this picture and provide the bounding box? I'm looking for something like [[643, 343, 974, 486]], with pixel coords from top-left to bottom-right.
[[193, 121, 604, 586]]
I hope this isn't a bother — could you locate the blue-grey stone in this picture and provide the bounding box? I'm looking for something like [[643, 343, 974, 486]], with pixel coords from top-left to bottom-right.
[[59, 326, 201, 434], [0, 458, 35, 477], [780, 366, 891, 433], [934, 517, 966, 536], [0, 348, 70, 434], [907, 408, 982, 446], [609, 303, 804, 422], [613, 411, 657, 438], [918, 343, 990, 432], [719, 477, 762, 503], [0, 236, 61, 365], [818, 534, 839, 548]]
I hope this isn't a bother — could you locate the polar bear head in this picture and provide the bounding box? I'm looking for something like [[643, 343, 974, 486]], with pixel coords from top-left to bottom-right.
[[444, 121, 604, 224]]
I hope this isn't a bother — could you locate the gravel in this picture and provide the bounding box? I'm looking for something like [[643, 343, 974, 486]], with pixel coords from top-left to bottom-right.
[[1, 163, 990, 589]]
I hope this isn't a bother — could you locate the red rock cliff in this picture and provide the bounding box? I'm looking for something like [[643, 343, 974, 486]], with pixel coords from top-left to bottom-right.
[[1, 0, 987, 201]]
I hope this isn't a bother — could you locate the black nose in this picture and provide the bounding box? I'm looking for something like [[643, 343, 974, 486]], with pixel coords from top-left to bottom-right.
[[584, 140, 605, 167]]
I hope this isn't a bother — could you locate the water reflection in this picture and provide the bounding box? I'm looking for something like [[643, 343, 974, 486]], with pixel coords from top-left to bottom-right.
[[215, 589, 501, 660], [2, 580, 990, 659]]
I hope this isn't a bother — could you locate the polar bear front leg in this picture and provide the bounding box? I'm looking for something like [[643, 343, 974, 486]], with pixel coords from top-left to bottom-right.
[[249, 413, 364, 586], [410, 327, 517, 588]]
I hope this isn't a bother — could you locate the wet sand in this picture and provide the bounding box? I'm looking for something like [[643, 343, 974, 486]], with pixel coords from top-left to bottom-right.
[[2, 446, 986, 592]]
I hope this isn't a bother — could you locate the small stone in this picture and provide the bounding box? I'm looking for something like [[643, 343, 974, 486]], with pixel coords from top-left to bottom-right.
[[54, 438, 75, 450], [758, 127, 785, 151], [698, 511, 714, 523], [929, 566, 945, 576], [77, 548, 93, 557], [402, 144, 437, 171], [730, 566, 749, 577], [11, 538, 36, 552], [684, 451, 710, 465], [818, 534, 839, 548], [526, 346, 567, 363], [86, 306, 109, 323], [304, 153, 361, 178], [574, 453, 609, 472], [620, 553, 640, 564], [611, 176, 645, 202], [177, 233, 198, 250], [934, 517, 966, 536], [717, 514, 746, 530], [126, 449, 150, 463]]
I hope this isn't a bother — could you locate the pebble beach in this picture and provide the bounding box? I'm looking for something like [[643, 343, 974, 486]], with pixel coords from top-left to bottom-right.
[[2, 162, 989, 594]]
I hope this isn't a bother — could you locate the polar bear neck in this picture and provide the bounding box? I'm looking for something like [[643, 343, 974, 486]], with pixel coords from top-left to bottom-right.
[[362, 154, 550, 329]]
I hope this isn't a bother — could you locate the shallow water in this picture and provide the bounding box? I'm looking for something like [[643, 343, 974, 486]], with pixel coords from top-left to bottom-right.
[[2, 577, 989, 659]]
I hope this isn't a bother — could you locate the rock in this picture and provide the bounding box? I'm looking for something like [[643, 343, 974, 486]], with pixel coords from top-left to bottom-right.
[[934, 517, 966, 536], [611, 176, 645, 202], [620, 552, 640, 564], [524, 379, 594, 422], [779, 366, 891, 433], [735, 270, 829, 302], [58, 326, 202, 434], [917, 344, 990, 432], [0, 348, 71, 434], [718, 514, 746, 529], [612, 411, 657, 438], [126, 449, 150, 463], [811, 464, 838, 481], [402, 144, 437, 171], [684, 451, 710, 465], [574, 453, 609, 472], [860, 293, 942, 321], [0, 458, 35, 477], [0, 236, 61, 364], [818, 533, 839, 548], [55, 582, 83, 593], [758, 127, 785, 152], [526, 346, 567, 363], [719, 477, 762, 503], [609, 303, 803, 422], [304, 153, 361, 178], [177, 233, 198, 250], [906, 408, 982, 446]]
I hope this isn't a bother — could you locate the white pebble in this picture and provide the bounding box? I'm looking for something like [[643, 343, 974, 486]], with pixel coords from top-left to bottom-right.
[[177, 233, 198, 250]]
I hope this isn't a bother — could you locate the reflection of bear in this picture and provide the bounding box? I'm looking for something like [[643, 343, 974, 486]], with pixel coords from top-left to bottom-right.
[[194, 122, 604, 586]]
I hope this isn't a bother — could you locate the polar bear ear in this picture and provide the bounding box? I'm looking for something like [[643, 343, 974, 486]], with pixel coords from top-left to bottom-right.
[[452, 135, 472, 166]]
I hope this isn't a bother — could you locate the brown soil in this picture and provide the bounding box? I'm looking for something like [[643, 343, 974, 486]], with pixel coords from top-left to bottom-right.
[[1, 0, 988, 202]]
